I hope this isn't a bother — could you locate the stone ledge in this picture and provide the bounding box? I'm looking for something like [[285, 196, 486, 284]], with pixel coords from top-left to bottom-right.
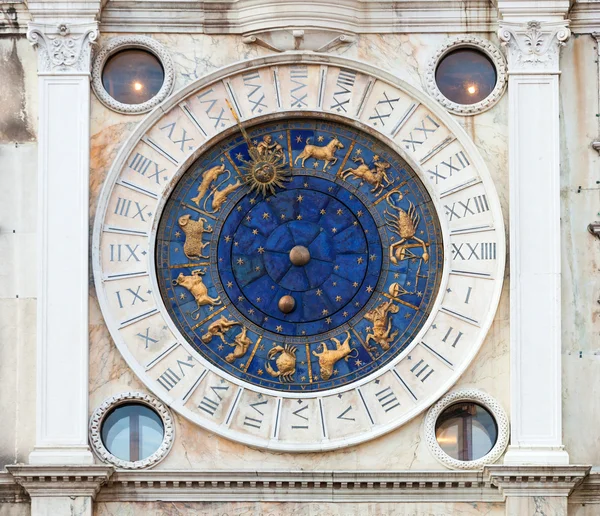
[[5, 465, 114, 499], [0, 473, 28, 503]]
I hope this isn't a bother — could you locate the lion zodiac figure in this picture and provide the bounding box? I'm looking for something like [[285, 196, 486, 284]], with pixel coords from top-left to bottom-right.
[[384, 191, 429, 264], [312, 332, 358, 381]]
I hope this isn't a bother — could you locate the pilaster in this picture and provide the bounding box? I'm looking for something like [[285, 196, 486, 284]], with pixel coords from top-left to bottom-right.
[[26, 21, 98, 467], [497, 18, 571, 467]]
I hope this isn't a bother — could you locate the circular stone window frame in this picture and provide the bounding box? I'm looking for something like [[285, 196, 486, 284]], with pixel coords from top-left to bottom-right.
[[425, 35, 507, 116], [424, 389, 509, 470], [89, 391, 175, 469], [92, 35, 175, 115]]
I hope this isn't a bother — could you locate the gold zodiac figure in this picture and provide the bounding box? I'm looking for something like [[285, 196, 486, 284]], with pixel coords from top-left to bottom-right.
[[265, 344, 297, 382], [364, 283, 402, 352], [225, 326, 253, 363], [201, 315, 240, 343], [339, 156, 392, 196], [202, 171, 242, 214], [178, 214, 212, 260], [256, 135, 286, 164], [173, 269, 221, 320], [191, 164, 227, 205], [312, 331, 358, 381], [294, 137, 344, 171], [385, 191, 429, 264]]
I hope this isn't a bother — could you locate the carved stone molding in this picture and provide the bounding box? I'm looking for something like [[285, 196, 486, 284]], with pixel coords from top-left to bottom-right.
[[26, 22, 99, 74], [497, 20, 571, 73], [425, 35, 507, 115], [5, 465, 114, 499], [89, 391, 175, 470], [424, 389, 509, 470], [485, 465, 591, 498], [242, 28, 356, 53]]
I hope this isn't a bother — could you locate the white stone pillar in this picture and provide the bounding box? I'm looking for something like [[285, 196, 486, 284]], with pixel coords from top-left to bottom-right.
[[498, 20, 570, 465], [26, 22, 98, 466]]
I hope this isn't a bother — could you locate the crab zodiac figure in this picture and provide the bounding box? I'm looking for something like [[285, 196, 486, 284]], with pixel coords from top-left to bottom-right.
[[294, 137, 344, 171], [339, 156, 392, 196], [265, 344, 297, 382], [173, 269, 221, 320], [312, 332, 358, 381], [385, 191, 429, 264], [178, 214, 212, 259]]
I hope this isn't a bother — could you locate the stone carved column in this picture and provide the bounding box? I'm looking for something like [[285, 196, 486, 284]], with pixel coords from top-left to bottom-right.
[[498, 20, 570, 467], [26, 21, 98, 467]]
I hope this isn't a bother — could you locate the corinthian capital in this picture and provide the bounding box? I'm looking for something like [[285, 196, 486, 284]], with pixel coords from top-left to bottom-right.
[[498, 20, 570, 73], [27, 22, 99, 74]]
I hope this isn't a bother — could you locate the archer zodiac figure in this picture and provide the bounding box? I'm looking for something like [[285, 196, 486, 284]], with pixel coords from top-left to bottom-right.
[[265, 344, 297, 382], [178, 214, 212, 259], [191, 164, 227, 205], [312, 332, 358, 381], [294, 137, 344, 171], [339, 156, 392, 196], [384, 191, 429, 264], [201, 315, 241, 344], [173, 269, 221, 320]]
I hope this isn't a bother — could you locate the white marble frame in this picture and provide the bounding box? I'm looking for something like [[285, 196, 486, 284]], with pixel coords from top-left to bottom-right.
[[424, 389, 509, 470], [92, 53, 506, 451], [425, 35, 508, 116], [91, 35, 175, 115], [89, 391, 175, 470]]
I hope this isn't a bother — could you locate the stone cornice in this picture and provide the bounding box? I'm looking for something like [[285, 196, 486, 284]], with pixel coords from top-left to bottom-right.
[[486, 465, 591, 497], [498, 20, 571, 73], [5, 465, 114, 499], [26, 21, 99, 74]]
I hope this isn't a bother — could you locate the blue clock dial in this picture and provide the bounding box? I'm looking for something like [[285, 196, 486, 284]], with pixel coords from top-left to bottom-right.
[[156, 119, 443, 392]]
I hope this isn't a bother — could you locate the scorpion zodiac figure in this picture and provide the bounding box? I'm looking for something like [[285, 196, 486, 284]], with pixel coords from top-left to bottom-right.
[[384, 191, 429, 264], [265, 344, 297, 382], [312, 332, 358, 381]]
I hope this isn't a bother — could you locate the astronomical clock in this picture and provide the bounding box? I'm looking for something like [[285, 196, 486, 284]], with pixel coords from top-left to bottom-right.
[[93, 54, 505, 451]]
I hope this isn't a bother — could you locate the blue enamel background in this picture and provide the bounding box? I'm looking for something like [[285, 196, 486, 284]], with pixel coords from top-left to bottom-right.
[[156, 119, 444, 392]]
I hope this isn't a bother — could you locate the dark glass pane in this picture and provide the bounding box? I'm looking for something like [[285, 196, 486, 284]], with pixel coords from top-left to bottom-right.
[[101, 403, 164, 461], [435, 402, 497, 461], [435, 49, 497, 105], [102, 50, 164, 105]]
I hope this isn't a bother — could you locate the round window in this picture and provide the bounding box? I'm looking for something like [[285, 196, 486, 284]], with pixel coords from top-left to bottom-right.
[[101, 403, 164, 462], [101, 49, 165, 105], [435, 48, 497, 106], [434, 402, 498, 461]]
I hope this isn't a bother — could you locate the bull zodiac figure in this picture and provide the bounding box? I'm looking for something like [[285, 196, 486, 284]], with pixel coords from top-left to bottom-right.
[[294, 137, 344, 171], [224, 326, 254, 363], [201, 315, 240, 344], [385, 191, 429, 264], [173, 269, 221, 320], [178, 214, 212, 260], [339, 157, 392, 196], [265, 344, 297, 382], [312, 332, 358, 381]]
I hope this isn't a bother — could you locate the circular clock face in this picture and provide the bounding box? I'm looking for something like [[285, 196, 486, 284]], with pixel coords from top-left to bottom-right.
[[156, 119, 443, 393], [94, 55, 505, 451]]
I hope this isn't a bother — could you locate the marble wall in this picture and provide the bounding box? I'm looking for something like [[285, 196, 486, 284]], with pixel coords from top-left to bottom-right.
[[88, 32, 510, 471], [0, 36, 38, 469]]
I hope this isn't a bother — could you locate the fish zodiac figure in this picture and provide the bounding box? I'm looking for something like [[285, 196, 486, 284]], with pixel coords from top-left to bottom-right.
[[202, 171, 242, 214], [225, 326, 254, 363], [364, 285, 402, 352], [312, 331, 358, 381], [201, 315, 240, 343], [173, 269, 221, 320], [385, 191, 429, 264], [294, 137, 344, 171], [265, 344, 297, 382], [178, 214, 213, 259], [191, 164, 226, 205], [339, 156, 392, 196]]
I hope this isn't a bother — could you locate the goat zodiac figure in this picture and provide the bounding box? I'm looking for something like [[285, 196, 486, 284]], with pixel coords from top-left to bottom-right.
[[384, 191, 430, 264], [312, 332, 358, 381], [294, 137, 344, 171]]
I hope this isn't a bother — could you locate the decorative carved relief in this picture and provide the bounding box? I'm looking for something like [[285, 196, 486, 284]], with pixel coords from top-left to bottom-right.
[[497, 20, 571, 73], [89, 391, 175, 470], [425, 35, 507, 116], [424, 389, 509, 470], [26, 22, 99, 73], [242, 28, 356, 53]]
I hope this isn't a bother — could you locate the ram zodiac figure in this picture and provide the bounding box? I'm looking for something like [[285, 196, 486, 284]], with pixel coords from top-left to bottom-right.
[[178, 214, 212, 260]]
